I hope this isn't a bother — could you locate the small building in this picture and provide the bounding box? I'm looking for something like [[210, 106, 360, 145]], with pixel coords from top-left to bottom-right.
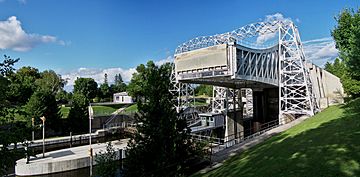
[[113, 92, 133, 104], [199, 112, 224, 128]]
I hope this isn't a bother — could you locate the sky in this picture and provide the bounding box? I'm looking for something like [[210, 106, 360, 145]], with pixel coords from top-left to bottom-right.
[[0, 0, 359, 91]]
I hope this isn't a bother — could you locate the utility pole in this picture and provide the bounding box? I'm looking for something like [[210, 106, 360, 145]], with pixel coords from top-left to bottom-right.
[[88, 104, 94, 176], [40, 116, 46, 158]]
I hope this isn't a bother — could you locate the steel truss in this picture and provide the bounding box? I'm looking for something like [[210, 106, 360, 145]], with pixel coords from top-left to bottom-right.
[[243, 89, 253, 118], [171, 20, 318, 124], [169, 63, 195, 113], [278, 22, 318, 124], [235, 45, 279, 86]]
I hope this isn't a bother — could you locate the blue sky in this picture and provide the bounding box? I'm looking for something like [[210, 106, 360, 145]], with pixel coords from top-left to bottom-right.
[[0, 0, 359, 89]]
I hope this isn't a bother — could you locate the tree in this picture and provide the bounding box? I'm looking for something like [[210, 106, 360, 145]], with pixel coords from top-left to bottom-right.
[[56, 90, 71, 105], [104, 73, 108, 85], [325, 58, 360, 97], [35, 70, 66, 95], [0, 56, 31, 176], [195, 84, 213, 97], [73, 78, 98, 101], [331, 8, 360, 97], [7, 66, 41, 105], [95, 142, 118, 177], [25, 90, 61, 132], [0, 55, 19, 76], [126, 64, 146, 99], [124, 61, 203, 177], [114, 73, 123, 84], [110, 73, 127, 95], [68, 93, 89, 133], [99, 73, 110, 101], [99, 83, 110, 101]]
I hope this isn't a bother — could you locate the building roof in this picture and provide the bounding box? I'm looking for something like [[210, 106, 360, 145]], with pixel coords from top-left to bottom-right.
[[113, 92, 129, 96]]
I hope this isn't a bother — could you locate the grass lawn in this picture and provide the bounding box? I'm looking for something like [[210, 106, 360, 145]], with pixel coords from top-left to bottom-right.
[[193, 98, 360, 177], [123, 104, 138, 114], [92, 104, 125, 116], [60, 104, 126, 118], [60, 106, 70, 118]]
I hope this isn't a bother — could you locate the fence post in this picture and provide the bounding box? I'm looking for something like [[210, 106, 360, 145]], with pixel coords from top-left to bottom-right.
[[70, 132, 72, 148]]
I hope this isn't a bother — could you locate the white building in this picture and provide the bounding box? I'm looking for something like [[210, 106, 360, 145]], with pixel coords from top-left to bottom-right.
[[113, 92, 133, 104]]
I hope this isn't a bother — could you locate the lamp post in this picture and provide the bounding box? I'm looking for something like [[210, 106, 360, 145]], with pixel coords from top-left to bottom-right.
[[88, 104, 94, 176], [31, 117, 35, 142], [40, 116, 46, 158]]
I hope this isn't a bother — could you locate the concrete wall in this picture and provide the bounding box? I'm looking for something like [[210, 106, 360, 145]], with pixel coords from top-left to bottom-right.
[[113, 95, 133, 104], [307, 63, 344, 109], [175, 44, 228, 72], [16, 145, 126, 176]]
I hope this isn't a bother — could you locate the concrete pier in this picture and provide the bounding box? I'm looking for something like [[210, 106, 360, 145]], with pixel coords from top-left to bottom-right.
[[15, 139, 128, 176]]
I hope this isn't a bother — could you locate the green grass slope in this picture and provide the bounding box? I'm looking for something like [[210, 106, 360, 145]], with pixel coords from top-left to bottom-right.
[[60, 104, 126, 118], [194, 99, 360, 177]]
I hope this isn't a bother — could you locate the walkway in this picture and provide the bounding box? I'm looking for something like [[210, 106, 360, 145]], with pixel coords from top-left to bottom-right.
[[198, 116, 309, 174]]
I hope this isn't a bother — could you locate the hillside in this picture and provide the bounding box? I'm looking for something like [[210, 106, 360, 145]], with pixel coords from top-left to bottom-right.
[[194, 99, 360, 177], [60, 104, 127, 118]]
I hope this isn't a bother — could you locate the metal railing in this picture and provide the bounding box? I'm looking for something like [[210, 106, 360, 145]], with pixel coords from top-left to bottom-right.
[[190, 119, 280, 152]]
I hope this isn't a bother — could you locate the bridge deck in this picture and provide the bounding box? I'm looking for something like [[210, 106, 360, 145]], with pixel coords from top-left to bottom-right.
[[174, 43, 279, 88]]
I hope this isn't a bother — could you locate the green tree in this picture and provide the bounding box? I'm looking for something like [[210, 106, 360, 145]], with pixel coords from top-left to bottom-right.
[[195, 84, 213, 97], [68, 93, 89, 133], [95, 142, 118, 177], [99, 73, 110, 101], [25, 90, 61, 132], [115, 73, 123, 84], [331, 8, 360, 97], [99, 83, 110, 101], [56, 90, 72, 104], [0, 55, 19, 76], [0, 55, 31, 176], [124, 61, 203, 177], [110, 73, 127, 95], [325, 58, 360, 97], [35, 70, 66, 95], [73, 78, 98, 101], [126, 64, 146, 100], [7, 66, 41, 105]]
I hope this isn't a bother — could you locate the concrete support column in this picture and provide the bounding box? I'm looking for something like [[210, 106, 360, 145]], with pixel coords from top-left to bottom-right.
[[253, 91, 264, 132]]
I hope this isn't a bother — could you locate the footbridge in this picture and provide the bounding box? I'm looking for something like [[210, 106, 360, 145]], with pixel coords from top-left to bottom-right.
[[170, 20, 344, 142]]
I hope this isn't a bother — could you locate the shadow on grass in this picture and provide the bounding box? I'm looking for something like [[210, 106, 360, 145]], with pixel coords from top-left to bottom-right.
[[202, 99, 360, 177]]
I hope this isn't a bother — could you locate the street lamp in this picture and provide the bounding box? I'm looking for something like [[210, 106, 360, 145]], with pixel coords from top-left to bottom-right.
[[88, 104, 94, 176], [31, 117, 35, 142], [40, 116, 46, 158]]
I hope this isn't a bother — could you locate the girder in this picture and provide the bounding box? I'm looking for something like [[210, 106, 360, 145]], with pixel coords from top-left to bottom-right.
[[171, 19, 318, 127], [175, 20, 291, 54]]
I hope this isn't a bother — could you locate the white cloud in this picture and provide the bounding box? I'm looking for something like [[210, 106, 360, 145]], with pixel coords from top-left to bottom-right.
[[0, 16, 62, 51], [154, 56, 173, 66], [302, 37, 339, 66], [61, 56, 174, 92], [62, 67, 136, 86], [256, 13, 291, 44]]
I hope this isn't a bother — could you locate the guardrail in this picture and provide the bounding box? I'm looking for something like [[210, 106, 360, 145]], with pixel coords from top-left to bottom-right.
[[190, 119, 280, 152]]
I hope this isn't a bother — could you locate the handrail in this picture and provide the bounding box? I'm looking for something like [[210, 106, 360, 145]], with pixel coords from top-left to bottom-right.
[[190, 119, 280, 149]]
